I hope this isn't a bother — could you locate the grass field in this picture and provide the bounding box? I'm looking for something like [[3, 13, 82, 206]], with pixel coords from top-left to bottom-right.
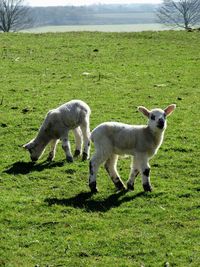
[[0, 31, 199, 267]]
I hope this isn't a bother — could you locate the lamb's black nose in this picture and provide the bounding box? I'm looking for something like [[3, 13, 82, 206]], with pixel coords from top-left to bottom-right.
[[157, 119, 165, 129]]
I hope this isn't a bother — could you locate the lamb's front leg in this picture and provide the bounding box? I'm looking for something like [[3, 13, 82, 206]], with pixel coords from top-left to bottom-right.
[[127, 157, 140, 191], [47, 139, 59, 161], [61, 135, 73, 163], [140, 159, 152, 192]]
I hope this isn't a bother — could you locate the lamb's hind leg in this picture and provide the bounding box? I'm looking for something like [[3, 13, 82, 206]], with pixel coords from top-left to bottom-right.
[[73, 127, 82, 158], [80, 117, 90, 161], [89, 149, 110, 193], [89, 138, 112, 193], [89, 155, 104, 193], [104, 154, 126, 191], [61, 133, 73, 163]]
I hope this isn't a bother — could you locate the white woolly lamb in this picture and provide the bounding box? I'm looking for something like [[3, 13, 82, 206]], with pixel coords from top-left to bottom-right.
[[23, 99, 91, 163], [88, 104, 176, 193]]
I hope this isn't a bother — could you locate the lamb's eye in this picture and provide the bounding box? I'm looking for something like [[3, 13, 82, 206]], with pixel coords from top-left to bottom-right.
[[151, 115, 155, 120]]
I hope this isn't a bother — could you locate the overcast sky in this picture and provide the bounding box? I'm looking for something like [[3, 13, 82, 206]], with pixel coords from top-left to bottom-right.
[[27, 0, 162, 7]]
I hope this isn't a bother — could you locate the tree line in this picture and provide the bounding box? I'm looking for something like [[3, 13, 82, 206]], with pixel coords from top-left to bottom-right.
[[0, 0, 200, 32]]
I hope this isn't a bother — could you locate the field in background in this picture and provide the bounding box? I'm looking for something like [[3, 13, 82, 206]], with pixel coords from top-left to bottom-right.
[[29, 4, 158, 28], [0, 31, 199, 266], [23, 23, 171, 33]]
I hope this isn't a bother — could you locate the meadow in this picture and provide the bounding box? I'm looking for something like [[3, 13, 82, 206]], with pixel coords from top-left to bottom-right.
[[0, 31, 199, 266], [23, 23, 170, 33]]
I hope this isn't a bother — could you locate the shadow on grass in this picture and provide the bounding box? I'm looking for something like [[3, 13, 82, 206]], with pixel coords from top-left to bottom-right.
[[45, 191, 153, 212], [4, 160, 66, 175]]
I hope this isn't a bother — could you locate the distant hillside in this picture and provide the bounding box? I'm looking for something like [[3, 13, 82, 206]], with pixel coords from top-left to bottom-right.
[[30, 4, 158, 27]]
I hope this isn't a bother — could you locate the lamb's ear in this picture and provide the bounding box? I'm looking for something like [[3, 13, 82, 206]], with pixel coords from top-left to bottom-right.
[[138, 106, 150, 118], [164, 104, 176, 116]]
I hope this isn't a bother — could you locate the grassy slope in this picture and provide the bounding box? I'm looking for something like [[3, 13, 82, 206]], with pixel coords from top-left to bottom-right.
[[0, 31, 199, 267]]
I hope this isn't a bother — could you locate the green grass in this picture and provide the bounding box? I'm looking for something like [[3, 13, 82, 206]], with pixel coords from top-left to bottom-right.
[[0, 31, 199, 267]]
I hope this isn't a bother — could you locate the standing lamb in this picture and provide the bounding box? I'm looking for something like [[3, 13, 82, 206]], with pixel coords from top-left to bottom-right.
[[23, 100, 91, 163], [89, 104, 176, 193]]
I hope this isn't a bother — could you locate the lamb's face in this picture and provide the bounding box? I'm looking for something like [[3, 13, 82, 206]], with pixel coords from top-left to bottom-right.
[[138, 104, 176, 132], [148, 109, 166, 131], [28, 146, 41, 162], [23, 141, 44, 162]]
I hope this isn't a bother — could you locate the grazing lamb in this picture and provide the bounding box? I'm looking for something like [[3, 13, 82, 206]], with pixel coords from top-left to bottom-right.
[[23, 100, 91, 163], [89, 104, 176, 193]]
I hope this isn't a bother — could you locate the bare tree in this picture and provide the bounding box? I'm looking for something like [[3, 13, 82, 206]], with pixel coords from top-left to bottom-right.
[[157, 0, 200, 30], [0, 0, 32, 32]]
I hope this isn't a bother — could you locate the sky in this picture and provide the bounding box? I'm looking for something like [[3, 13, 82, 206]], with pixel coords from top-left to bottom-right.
[[27, 0, 162, 7]]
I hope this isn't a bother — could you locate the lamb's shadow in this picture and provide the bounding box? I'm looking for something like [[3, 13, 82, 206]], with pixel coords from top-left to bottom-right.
[[45, 191, 149, 212], [4, 160, 66, 175]]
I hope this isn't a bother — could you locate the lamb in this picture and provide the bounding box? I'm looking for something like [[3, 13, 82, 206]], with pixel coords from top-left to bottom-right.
[[88, 104, 176, 193], [23, 99, 91, 163]]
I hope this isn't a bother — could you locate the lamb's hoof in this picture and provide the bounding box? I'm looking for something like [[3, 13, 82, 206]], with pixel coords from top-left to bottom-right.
[[74, 149, 81, 158], [89, 182, 98, 194], [143, 183, 152, 192], [66, 156, 73, 163], [82, 152, 88, 161], [127, 183, 134, 191], [115, 181, 126, 192]]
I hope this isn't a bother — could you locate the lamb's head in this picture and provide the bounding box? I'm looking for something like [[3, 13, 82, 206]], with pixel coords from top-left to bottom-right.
[[138, 104, 176, 132], [23, 140, 45, 162]]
